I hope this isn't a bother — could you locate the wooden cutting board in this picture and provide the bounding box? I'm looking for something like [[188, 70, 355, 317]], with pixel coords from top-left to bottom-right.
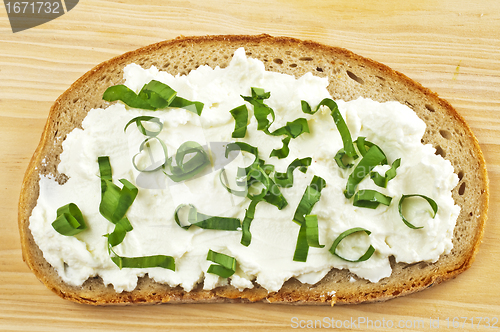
[[1, 1, 499, 330]]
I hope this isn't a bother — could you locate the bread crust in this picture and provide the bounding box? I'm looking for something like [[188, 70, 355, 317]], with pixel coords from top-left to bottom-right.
[[18, 34, 489, 305]]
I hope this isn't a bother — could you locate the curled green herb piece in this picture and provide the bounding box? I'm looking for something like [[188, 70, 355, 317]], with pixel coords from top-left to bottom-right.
[[98, 156, 138, 225], [370, 158, 401, 188], [206, 250, 237, 278], [293, 223, 309, 262], [109, 243, 175, 270], [103, 84, 156, 110], [174, 204, 241, 231], [260, 162, 275, 175], [105, 217, 133, 247], [223, 142, 288, 210], [103, 80, 177, 110], [293, 176, 327, 225], [225, 142, 259, 174], [132, 137, 169, 173], [305, 215, 324, 248], [292, 176, 327, 262], [100, 178, 138, 224], [241, 88, 309, 158], [248, 87, 271, 100], [141, 80, 178, 109], [103, 80, 203, 115], [344, 145, 387, 199], [98, 155, 112, 182], [249, 164, 288, 210], [169, 96, 204, 116], [240, 196, 264, 247], [294, 215, 325, 262], [353, 190, 393, 209], [274, 157, 312, 187], [329, 102, 358, 159], [219, 169, 248, 197], [354, 137, 387, 163], [124, 116, 163, 137], [269, 136, 291, 159], [98, 156, 175, 271], [164, 141, 210, 182], [355, 137, 374, 157], [241, 87, 275, 131], [398, 194, 438, 229], [268, 118, 310, 138], [300, 100, 315, 114], [230, 105, 249, 138], [225, 141, 258, 158], [51, 203, 87, 236], [334, 148, 354, 169], [329, 228, 375, 262], [302, 99, 357, 159], [267, 118, 310, 159], [111, 254, 175, 270]]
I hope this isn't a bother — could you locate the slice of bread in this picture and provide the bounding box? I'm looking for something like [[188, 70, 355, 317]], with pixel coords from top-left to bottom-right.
[[18, 34, 489, 305]]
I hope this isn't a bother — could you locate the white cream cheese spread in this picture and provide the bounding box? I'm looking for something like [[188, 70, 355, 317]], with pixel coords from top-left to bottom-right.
[[29, 48, 460, 293]]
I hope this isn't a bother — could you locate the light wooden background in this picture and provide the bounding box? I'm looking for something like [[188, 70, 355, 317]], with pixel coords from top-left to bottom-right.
[[1, 1, 499, 331]]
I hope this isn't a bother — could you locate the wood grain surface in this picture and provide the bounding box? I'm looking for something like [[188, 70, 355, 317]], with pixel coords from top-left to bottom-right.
[[1, 1, 499, 331]]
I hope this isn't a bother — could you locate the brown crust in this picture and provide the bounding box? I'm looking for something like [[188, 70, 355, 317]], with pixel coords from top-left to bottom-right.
[[18, 34, 489, 305]]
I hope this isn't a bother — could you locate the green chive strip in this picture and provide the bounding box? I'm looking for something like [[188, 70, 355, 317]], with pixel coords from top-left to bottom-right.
[[274, 157, 312, 187], [354, 137, 388, 163], [398, 194, 438, 229], [241, 88, 309, 159], [132, 137, 169, 173], [98, 155, 112, 182], [164, 141, 210, 182], [223, 142, 288, 210], [103, 80, 176, 111], [268, 118, 310, 138], [344, 145, 387, 199], [293, 176, 327, 225], [124, 116, 163, 137], [269, 136, 291, 159], [240, 196, 264, 247], [169, 96, 204, 116], [126, 117, 168, 172], [225, 142, 259, 175], [329, 228, 375, 263], [293, 223, 309, 263], [266, 118, 310, 159], [370, 158, 401, 188], [109, 243, 175, 271], [219, 168, 248, 197], [103, 85, 156, 110], [51, 203, 87, 236], [305, 215, 325, 248], [206, 250, 237, 278], [230, 105, 249, 138], [241, 87, 274, 131], [294, 215, 325, 263], [334, 148, 354, 169], [302, 99, 357, 159], [355, 137, 374, 157], [292, 176, 327, 262], [140, 80, 178, 107], [105, 217, 133, 247], [174, 204, 241, 231], [103, 79, 203, 115], [353, 190, 393, 209], [99, 156, 176, 271], [98, 156, 138, 225], [250, 164, 288, 210]]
